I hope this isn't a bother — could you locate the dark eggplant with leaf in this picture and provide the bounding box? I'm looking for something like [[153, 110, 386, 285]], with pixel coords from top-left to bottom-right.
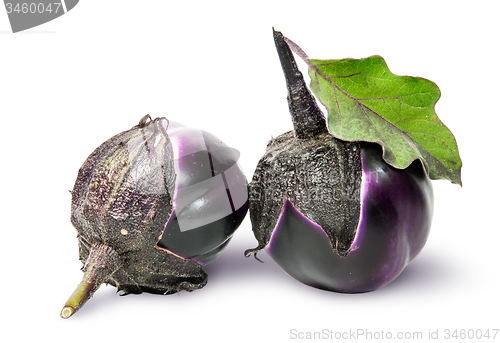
[[61, 115, 248, 318], [244, 29, 461, 293]]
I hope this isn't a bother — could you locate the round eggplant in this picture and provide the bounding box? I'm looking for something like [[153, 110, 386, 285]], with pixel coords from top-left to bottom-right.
[[244, 29, 433, 293], [61, 115, 248, 318], [263, 142, 433, 292]]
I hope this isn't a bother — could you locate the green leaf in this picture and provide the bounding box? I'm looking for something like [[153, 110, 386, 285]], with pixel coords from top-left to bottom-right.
[[287, 40, 462, 185]]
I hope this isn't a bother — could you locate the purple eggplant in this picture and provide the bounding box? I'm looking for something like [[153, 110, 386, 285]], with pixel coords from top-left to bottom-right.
[[61, 115, 248, 318], [244, 29, 433, 293]]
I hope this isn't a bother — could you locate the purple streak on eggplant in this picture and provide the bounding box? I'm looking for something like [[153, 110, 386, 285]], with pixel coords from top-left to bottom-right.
[[63, 115, 248, 318], [244, 29, 434, 293]]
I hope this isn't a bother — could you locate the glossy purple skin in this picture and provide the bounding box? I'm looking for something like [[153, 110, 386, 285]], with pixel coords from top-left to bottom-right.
[[265, 143, 433, 293], [157, 120, 249, 265]]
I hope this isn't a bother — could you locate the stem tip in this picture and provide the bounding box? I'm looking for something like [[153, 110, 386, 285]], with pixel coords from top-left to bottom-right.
[[60, 306, 75, 319]]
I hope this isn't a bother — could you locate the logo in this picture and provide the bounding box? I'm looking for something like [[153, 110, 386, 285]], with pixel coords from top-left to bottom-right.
[[3, 0, 79, 33]]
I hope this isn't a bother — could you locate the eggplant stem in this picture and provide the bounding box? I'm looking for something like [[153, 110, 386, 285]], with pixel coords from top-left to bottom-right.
[[60, 244, 122, 319], [273, 28, 327, 139]]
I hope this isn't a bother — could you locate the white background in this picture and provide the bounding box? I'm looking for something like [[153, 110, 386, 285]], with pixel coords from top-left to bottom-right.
[[1, 1, 499, 342]]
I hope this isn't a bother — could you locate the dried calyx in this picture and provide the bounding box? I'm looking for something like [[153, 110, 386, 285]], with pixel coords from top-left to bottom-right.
[[245, 29, 363, 259]]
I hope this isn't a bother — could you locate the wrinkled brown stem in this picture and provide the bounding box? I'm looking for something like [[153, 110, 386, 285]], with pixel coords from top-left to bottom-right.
[[60, 244, 122, 319], [273, 28, 327, 140]]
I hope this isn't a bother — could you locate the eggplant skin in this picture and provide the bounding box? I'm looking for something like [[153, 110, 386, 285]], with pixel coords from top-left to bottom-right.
[[265, 143, 434, 293], [157, 123, 249, 264]]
